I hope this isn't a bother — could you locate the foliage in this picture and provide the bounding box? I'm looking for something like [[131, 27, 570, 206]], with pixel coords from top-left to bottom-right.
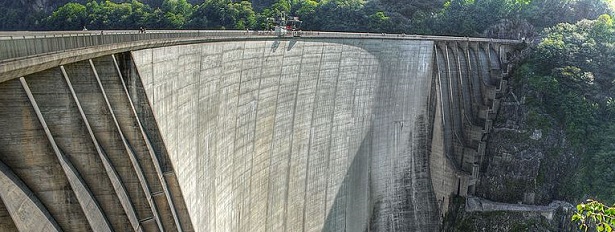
[[421, 0, 612, 37], [87, 1, 139, 29], [427, 0, 528, 36], [521, 15, 615, 203], [187, 0, 255, 30], [43, 3, 88, 30], [16, 0, 613, 34], [573, 200, 615, 232], [160, 0, 193, 28], [20, 0, 407, 32], [523, 0, 612, 28], [376, 0, 444, 19]]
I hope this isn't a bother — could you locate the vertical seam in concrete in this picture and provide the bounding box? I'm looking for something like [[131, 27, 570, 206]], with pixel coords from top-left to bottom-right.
[[150, 48, 155, 110], [212, 46, 218, 232], [245, 40, 266, 231], [403, 44, 420, 227], [302, 41, 325, 232], [111, 53, 186, 232], [264, 40, 287, 231], [61, 65, 143, 232], [233, 41, 247, 232], [87, 60, 165, 231], [344, 44, 364, 231], [323, 41, 343, 223], [196, 43, 204, 231], [282, 40, 305, 232], [20, 76, 113, 232]]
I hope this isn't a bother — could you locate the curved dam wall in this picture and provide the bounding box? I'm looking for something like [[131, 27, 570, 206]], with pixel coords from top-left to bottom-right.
[[0, 34, 516, 231], [131, 39, 439, 231]]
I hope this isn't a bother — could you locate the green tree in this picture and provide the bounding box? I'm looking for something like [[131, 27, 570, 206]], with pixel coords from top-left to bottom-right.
[[44, 3, 88, 30], [376, 0, 444, 19], [254, 0, 290, 30], [299, 0, 370, 32], [367, 11, 392, 31], [573, 200, 615, 232], [87, 0, 142, 29], [427, 0, 530, 36], [127, 0, 153, 28], [187, 0, 255, 29], [159, 0, 193, 28], [522, 15, 615, 203], [522, 0, 612, 28], [0, 5, 45, 30]]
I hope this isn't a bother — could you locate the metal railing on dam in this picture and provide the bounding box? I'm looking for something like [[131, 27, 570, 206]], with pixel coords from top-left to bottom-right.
[[0, 30, 521, 61]]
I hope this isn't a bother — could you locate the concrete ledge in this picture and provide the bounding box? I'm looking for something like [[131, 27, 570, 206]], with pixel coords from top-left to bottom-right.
[[465, 197, 572, 220]]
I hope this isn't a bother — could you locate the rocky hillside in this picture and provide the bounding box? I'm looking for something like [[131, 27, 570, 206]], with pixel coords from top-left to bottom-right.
[[444, 14, 615, 231]]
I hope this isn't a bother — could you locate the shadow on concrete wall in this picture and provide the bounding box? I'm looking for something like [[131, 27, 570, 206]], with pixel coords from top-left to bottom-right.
[[322, 128, 373, 232]]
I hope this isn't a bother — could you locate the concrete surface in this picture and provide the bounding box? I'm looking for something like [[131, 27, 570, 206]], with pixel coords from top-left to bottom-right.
[[0, 34, 517, 231]]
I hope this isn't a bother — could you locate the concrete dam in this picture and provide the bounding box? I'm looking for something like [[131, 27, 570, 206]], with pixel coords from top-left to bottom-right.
[[0, 31, 519, 231]]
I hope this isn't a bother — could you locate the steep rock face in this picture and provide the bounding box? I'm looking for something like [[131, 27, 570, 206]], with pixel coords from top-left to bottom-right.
[[444, 71, 581, 231], [476, 87, 578, 205], [482, 19, 536, 40]]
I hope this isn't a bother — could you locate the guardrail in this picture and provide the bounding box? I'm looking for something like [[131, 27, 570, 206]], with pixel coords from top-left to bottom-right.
[[0, 30, 255, 61], [0, 30, 522, 61]]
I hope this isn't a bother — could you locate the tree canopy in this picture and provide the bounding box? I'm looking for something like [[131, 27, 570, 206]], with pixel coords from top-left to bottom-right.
[[573, 200, 615, 232], [518, 14, 615, 204], [0, 0, 608, 34]]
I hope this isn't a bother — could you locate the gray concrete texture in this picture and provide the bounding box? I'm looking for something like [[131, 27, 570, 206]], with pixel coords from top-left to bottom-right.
[[0, 55, 193, 231], [131, 39, 438, 231], [0, 36, 515, 231]]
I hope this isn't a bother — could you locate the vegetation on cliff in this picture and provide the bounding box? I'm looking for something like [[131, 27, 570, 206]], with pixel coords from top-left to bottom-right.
[[519, 14, 615, 204]]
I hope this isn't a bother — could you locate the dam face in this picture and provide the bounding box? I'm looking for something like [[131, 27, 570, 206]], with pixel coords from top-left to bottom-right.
[[0, 34, 516, 232], [131, 39, 437, 231]]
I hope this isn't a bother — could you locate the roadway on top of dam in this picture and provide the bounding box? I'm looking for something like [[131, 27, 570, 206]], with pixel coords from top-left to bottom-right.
[[0, 30, 521, 83], [0, 30, 522, 43]]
